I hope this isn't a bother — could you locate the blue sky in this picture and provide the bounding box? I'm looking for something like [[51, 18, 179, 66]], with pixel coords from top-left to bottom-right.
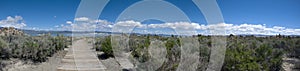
[[0, 0, 80, 29], [0, 0, 299, 35]]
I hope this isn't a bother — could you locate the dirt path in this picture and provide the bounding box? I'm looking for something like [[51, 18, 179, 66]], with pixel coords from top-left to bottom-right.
[[57, 39, 106, 71]]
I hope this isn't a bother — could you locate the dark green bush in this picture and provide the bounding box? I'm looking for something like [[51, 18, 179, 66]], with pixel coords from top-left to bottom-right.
[[94, 36, 114, 58], [101, 37, 113, 56]]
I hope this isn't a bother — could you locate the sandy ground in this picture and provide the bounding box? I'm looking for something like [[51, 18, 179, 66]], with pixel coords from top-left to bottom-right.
[[2, 51, 66, 71], [282, 57, 300, 71]]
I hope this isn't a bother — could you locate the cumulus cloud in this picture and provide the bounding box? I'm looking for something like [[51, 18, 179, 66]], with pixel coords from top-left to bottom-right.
[[66, 21, 72, 24], [115, 20, 143, 27], [58, 17, 300, 35], [0, 16, 26, 28], [58, 17, 113, 31], [225, 24, 298, 35], [147, 22, 201, 30]]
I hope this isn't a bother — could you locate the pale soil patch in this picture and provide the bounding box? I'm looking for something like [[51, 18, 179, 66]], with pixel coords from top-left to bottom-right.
[[2, 51, 66, 71], [282, 57, 300, 71]]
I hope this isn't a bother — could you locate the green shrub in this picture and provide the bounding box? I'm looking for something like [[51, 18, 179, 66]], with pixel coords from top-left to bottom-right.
[[223, 38, 284, 71], [91, 34, 298, 71], [0, 34, 70, 63], [0, 38, 9, 59], [97, 36, 114, 58]]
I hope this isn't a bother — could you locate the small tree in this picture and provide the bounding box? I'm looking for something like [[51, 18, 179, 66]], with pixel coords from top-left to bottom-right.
[[100, 36, 113, 57], [229, 34, 234, 37]]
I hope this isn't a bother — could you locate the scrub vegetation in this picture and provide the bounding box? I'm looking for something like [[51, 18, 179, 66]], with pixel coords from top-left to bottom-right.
[[0, 31, 71, 70], [94, 34, 300, 71]]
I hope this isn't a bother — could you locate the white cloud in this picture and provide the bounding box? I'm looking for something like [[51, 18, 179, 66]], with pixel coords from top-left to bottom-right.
[[206, 23, 300, 35], [273, 26, 285, 30], [59, 17, 113, 31], [147, 22, 201, 30], [0, 16, 26, 28], [74, 17, 89, 21], [58, 17, 300, 35], [66, 21, 72, 24], [54, 25, 59, 28], [115, 20, 143, 27]]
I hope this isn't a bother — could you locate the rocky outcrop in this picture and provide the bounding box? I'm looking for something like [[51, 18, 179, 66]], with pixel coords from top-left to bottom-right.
[[0, 27, 24, 36]]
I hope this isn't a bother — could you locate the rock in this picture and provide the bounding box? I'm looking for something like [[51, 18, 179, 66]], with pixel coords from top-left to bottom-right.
[[0, 27, 25, 36]]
